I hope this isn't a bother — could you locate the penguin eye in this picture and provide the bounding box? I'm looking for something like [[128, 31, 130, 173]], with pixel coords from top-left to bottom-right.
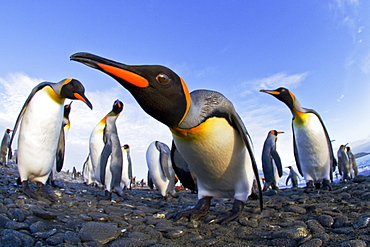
[[156, 74, 170, 84]]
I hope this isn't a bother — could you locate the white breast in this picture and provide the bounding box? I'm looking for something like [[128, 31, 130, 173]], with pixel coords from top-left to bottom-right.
[[172, 117, 254, 202], [294, 114, 330, 182], [18, 88, 65, 183]]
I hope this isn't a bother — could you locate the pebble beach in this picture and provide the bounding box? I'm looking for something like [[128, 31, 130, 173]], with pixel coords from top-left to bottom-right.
[[0, 163, 370, 247]]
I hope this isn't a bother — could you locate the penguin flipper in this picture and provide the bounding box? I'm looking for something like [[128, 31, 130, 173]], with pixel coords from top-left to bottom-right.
[[292, 127, 303, 177], [171, 141, 197, 191], [308, 110, 337, 179], [227, 110, 263, 211], [155, 141, 172, 180], [147, 171, 154, 189], [56, 127, 65, 172], [100, 139, 112, 185], [8, 82, 50, 159], [286, 175, 291, 186], [271, 149, 283, 177]]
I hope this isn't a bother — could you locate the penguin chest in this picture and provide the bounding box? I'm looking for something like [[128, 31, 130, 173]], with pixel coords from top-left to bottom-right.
[[293, 114, 330, 180], [89, 122, 106, 170], [146, 142, 169, 192], [171, 117, 251, 194], [18, 88, 64, 179]]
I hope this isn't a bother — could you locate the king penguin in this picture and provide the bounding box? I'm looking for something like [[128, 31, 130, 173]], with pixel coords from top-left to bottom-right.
[[49, 102, 73, 186], [337, 145, 351, 181], [260, 87, 336, 191], [261, 130, 283, 191], [286, 166, 300, 188], [71, 52, 263, 223], [89, 99, 124, 200], [346, 146, 358, 178], [0, 129, 12, 165], [120, 144, 133, 190], [146, 141, 178, 199], [9, 79, 92, 201]]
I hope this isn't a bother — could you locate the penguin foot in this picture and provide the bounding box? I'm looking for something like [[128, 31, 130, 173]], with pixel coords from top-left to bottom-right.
[[173, 196, 212, 222], [209, 199, 245, 224], [304, 181, 315, 193], [21, 181, 39, 200], [36, 182, 56, 202], [97, 191, 112, 200], [321, 180, 332, 191]]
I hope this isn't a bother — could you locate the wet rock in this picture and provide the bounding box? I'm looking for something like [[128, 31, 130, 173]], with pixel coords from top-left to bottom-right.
[[352, 214, 370, 229], [317, 214, 334, 227], [63, 230, 80, 245], [45, 232, 64, 245], [79, 222, 120, 244]]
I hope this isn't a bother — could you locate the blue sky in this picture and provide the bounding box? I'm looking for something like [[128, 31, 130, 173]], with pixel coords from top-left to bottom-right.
[[1, 1, 370, 181]]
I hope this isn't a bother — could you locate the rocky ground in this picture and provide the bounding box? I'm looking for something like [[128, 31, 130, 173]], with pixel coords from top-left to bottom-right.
[[0, 163, 370, 247]]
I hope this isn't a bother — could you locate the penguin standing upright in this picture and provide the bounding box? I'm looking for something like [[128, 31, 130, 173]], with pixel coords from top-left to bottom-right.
[[346, 146, 358, 178], [0, 129, 12, 165], [71, 52, 263, 223], [261, 130, 283, 191], [286, 166, 300, 188], [146, 141, 178, 198], [120, 144, 133, 190], [89, 99, 124, 200], [337, 145, 351, 181], [49, 102, 73, 186], [260, 87, 336, 191], [9, 79, 92, 200]]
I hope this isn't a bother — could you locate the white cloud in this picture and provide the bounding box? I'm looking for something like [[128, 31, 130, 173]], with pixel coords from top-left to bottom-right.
[[238, 71, 309, 97]]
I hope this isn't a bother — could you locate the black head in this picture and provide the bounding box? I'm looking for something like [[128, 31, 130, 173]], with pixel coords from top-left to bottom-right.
[[60, 78, 93, 109], [71, 52, 190, 127], [111, 99, 124, 115], [260, 87, 295, 110]]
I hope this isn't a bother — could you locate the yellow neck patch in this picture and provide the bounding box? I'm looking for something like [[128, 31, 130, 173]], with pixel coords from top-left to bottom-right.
[[170, 117, 228, 141], [293, 108, 310, 127], [45, 86, 64, 105]]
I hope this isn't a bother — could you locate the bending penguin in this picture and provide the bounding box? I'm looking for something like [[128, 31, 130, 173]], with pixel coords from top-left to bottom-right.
[[9, 79, 92, 201], [71, 52, 263, 224], [89, 99, 124, 200], [261, 130, 283, 191], [121, 144, 133, 190], [286, 166, 300, 188], [260, 87, 336, 191], [0, 129, 12, 165], [146, 141, 178, 199]]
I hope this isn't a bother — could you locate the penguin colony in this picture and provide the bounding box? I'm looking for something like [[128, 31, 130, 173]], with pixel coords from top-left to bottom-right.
[[1, 52, 359, 224]]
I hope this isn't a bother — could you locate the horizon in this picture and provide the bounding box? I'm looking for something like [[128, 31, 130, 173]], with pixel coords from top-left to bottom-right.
[[1, 1, 370, 180]]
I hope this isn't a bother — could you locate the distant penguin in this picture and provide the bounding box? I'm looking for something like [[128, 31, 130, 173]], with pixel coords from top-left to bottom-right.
[[146, 141, 178, 198], [71, 166, 77, 180], [9, 79, 92, 201], [71, 52, 263, 223], [121, 144, 133, 190], [89, 99, 124, 200], [49, 102, 73, 186], [286, 166, 300, 188], [0, 129, 12, 165], [261, 130, 283, 191], [337, 145, 351, 181], [82, 156, 92, 185], [346, 146, 358, 178], [261, 87, 336, 191]]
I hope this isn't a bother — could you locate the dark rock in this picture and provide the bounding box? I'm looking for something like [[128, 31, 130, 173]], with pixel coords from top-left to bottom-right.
[[79, 222, 119, 244], [63, 230, 80, 245], [46, 232, 64, 245]]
